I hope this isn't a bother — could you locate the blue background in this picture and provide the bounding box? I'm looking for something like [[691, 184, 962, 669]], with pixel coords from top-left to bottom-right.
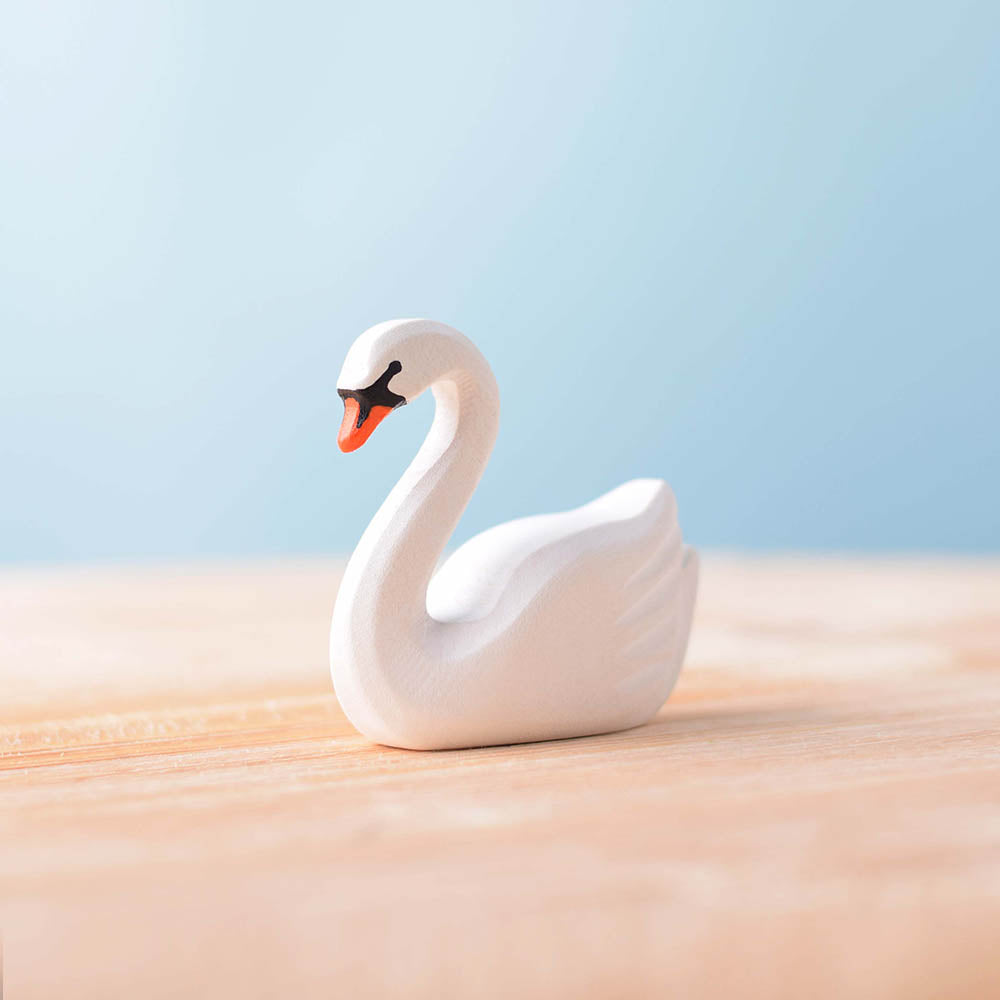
[[2, 0, 997, 562]]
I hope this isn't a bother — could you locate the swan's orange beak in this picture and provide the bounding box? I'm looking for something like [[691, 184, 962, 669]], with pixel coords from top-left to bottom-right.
[[338, 397, 394, 452], [337, 361, 406, 452]]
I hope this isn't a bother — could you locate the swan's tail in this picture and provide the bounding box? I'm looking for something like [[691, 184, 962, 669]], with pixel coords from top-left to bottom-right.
[[618, 520, 699, 703], [674, 546, 699, 666]]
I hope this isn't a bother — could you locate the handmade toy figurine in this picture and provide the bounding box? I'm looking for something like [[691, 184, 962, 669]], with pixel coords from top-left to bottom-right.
[[331, 319, 698, 750]]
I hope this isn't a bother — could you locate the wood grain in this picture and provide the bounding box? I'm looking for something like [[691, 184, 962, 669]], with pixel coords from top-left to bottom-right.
[[1, 556, 999, 998]]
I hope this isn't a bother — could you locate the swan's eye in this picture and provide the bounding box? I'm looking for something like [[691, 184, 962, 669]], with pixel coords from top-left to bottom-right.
[[336, 361, 406, 452]]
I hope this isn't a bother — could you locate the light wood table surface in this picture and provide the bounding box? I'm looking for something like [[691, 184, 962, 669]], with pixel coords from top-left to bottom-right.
[[2, 556, 998, 998]]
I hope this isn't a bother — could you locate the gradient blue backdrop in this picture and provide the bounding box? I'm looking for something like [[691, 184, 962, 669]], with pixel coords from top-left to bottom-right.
[[2, 0, 997, 562]]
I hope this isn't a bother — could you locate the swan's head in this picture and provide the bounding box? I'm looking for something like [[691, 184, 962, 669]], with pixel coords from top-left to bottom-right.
[[336, 319, 480, 452]]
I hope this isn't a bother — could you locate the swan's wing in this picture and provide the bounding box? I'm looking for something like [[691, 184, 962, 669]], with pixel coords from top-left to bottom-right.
[[427, 478, 684, 629], [426, 478, 698, 738], [426, 488, 648, 624], [491, 479, 698, 718]]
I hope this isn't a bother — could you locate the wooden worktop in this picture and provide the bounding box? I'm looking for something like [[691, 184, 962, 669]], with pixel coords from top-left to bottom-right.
[[2, 556, 998, 998]]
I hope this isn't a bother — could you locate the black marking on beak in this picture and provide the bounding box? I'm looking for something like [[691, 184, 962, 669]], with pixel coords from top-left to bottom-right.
[[337, 360, 406, 428]]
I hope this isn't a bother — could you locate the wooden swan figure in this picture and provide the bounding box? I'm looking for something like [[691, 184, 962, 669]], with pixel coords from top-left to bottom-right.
[[331, 319, 698, 750]]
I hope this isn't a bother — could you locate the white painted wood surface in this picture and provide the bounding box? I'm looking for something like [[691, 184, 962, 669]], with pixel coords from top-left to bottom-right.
[[332, 319, 697, 749]]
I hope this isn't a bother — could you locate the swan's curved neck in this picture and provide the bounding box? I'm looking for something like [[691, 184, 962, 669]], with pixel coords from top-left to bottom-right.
[[337, 359, 499, 646]]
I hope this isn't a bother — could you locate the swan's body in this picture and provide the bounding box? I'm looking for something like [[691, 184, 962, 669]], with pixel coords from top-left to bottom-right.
[[331, 319, 698, 750]]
